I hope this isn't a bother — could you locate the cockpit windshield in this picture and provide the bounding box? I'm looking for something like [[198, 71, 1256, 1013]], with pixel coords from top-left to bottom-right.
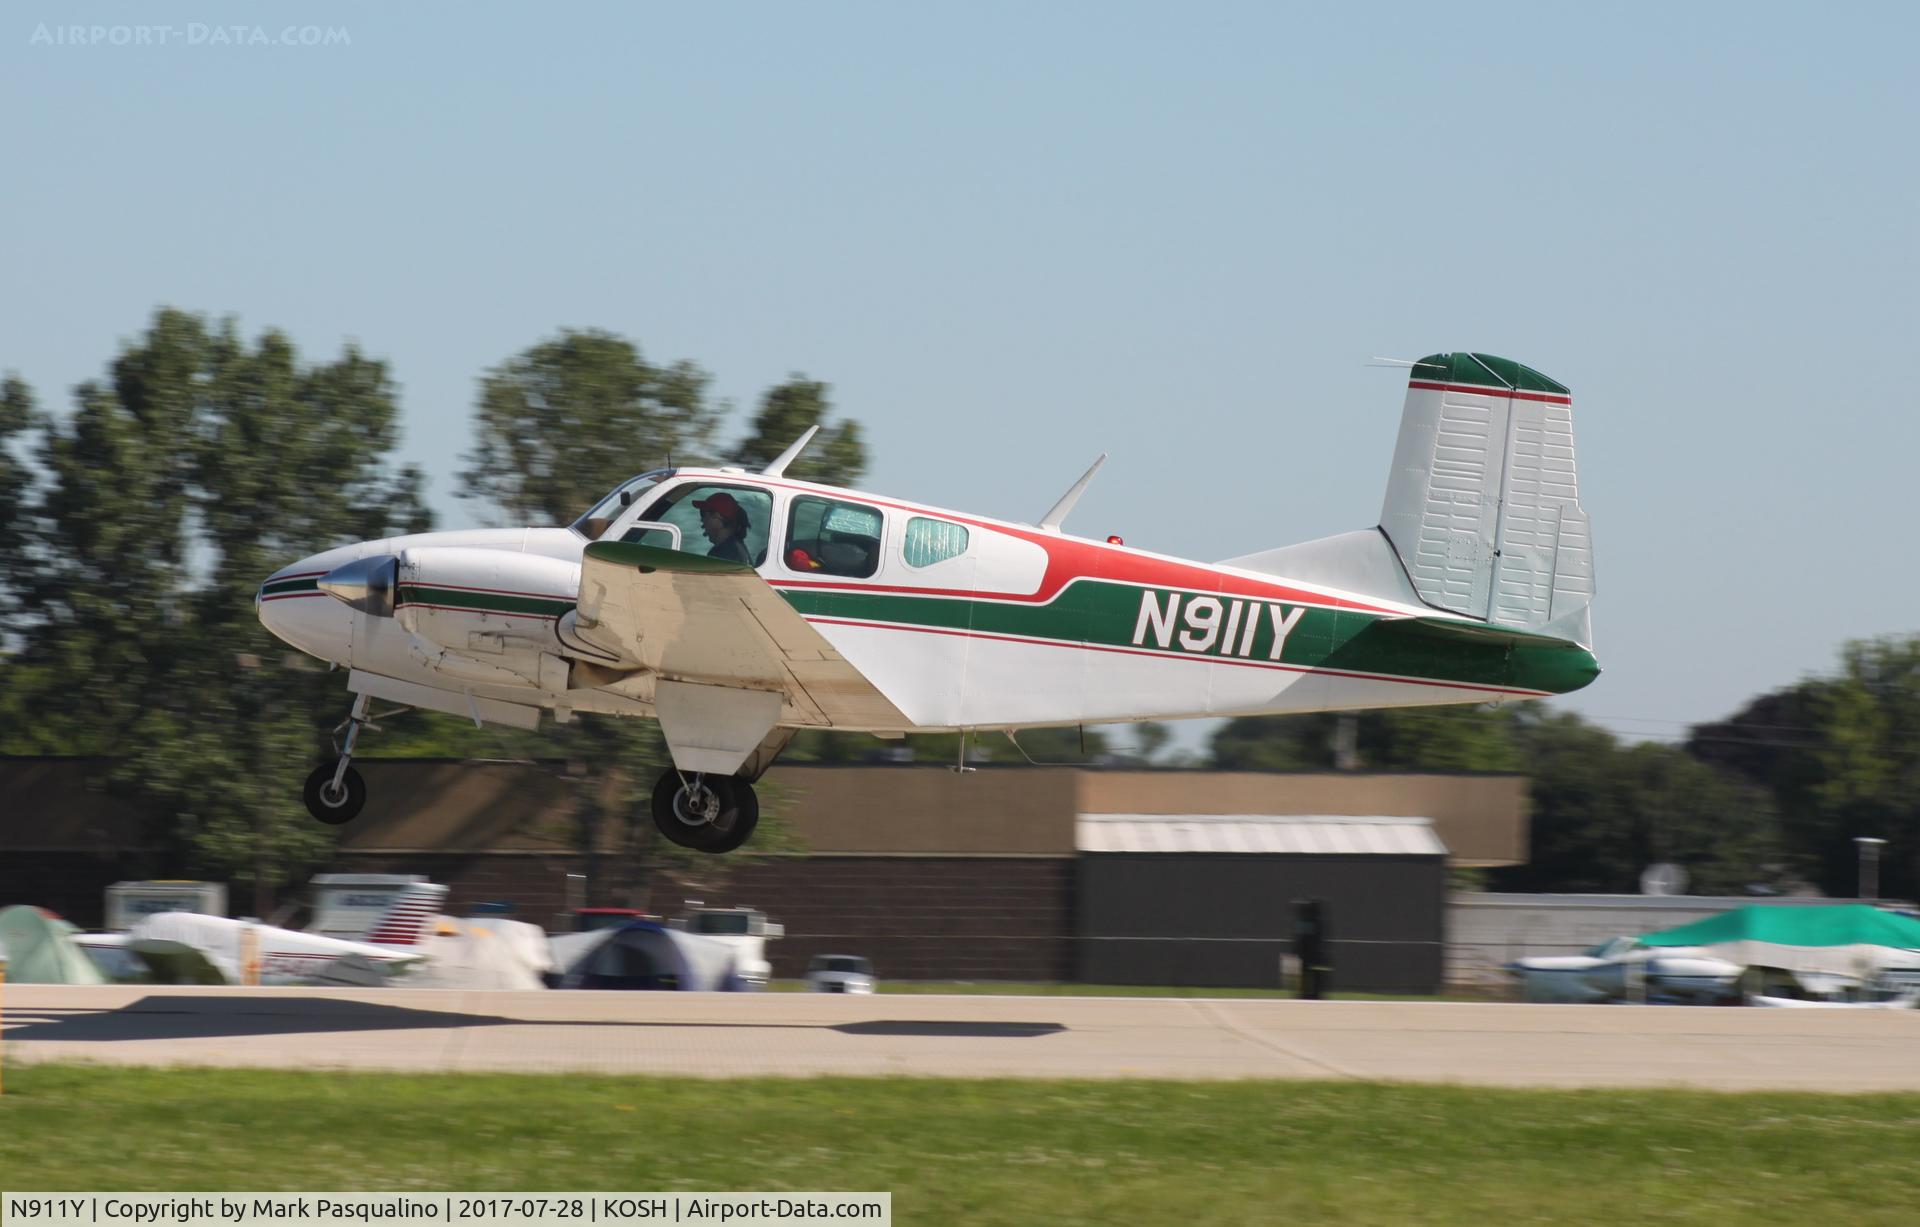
[[571, 471, 670, 539]]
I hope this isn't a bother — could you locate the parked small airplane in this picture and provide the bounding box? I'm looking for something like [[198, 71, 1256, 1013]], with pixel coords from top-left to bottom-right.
[[1505, 937, 1744, 1005], [260, 352, 1598, 853], [77, 881, 444, 985]]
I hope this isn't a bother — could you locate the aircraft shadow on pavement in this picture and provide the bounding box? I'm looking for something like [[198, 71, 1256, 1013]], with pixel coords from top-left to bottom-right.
[[830, 1020, 1066, 1038], [2, 998, 1068, 1043]]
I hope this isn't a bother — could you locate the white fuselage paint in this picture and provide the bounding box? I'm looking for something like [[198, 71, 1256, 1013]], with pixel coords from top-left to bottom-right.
[[260, 469, 1521, 736]]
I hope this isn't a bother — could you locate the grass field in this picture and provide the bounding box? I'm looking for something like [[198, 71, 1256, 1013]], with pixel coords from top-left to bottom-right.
[[3, 1065, 1918, 1225]]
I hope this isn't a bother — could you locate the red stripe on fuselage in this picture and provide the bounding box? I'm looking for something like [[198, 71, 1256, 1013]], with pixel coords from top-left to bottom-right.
[[747, 476, 1403, 614]]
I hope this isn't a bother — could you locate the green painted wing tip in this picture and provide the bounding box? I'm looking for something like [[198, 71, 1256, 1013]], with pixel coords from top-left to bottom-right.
[[584, 540, 756, 575]]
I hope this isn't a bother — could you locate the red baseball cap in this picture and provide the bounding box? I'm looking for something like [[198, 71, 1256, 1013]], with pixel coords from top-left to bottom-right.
[[693, 491, 746, 526]]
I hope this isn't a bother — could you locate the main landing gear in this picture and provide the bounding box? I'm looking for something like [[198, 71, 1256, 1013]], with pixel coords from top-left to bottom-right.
[[304, 692, 379, 825], [651, 769, 759, 854]]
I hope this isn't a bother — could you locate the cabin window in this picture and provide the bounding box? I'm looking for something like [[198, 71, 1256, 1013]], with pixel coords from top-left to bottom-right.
[[902, 517, 969, 568], [572, 471, 667, 539], [624, 483, 774, 566], [785, 495, 883, 579]]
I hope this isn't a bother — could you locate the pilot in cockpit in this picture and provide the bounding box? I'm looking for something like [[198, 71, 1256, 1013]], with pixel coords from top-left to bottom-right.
[[695, 492, 753, 564]]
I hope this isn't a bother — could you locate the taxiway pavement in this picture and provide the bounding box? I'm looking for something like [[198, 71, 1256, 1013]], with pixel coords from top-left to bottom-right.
[[5, 986, 1916, 1091]]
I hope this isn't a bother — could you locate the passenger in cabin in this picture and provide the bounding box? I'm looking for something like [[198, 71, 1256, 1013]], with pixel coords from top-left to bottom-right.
[[695, 492, 753, 564]]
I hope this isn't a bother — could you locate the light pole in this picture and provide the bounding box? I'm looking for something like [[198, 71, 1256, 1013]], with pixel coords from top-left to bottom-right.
[[1854, 836, 1888, 901]]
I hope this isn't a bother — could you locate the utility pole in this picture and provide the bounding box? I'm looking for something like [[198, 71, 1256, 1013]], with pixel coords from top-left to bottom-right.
[[1854, 836, 1888, 901]]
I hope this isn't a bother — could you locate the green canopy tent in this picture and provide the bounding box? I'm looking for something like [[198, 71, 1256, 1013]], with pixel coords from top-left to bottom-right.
[[1638, 904, 1920, 980], [0, 905, 107, 985]]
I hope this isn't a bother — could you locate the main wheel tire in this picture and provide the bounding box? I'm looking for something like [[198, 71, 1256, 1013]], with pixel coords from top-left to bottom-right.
[[304, 760, 366, 825], [703, 781, 759, 854], [651, 771, 760, 854]]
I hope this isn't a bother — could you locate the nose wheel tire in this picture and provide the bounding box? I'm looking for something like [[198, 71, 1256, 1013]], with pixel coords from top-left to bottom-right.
[[304, 759, 367, 825], [651, 771, 759, 854]]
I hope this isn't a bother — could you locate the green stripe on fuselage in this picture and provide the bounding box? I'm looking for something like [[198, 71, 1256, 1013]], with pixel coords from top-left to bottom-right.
[[777, 580, 1597, 695], [396, 584, 573, 619]]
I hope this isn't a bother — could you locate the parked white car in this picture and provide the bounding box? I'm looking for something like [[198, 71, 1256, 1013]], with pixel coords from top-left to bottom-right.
[[806, 954, 876, 994]]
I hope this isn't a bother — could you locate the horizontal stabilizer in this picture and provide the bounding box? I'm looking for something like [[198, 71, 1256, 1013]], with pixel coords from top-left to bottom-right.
[[1220, 529, 1422, 607], [1366, 614, 1601, 695]]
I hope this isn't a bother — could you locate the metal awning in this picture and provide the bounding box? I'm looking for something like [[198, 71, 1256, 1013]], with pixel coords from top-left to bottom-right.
[[1076, 814, 1447, 856]]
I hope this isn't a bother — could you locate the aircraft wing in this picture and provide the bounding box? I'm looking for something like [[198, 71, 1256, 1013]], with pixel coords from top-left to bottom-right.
[[127, 938, 233, 985], [568, 542, 910, 744]]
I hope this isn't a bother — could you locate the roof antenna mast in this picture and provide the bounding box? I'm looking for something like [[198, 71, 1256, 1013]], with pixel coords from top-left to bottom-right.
[[761, 425, 821, 478], [1038, 453, 1108, 533]]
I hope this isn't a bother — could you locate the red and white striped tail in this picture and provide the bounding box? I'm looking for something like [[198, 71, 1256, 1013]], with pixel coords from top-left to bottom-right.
[[362, 882, 449, 947]]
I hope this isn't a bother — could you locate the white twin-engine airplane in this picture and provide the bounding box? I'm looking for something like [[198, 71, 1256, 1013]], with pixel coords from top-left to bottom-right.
[[260, 353, 1598, 854]]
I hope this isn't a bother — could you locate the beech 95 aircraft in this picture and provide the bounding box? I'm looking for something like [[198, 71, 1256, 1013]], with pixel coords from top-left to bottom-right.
[[260, 352, 1597, 854]]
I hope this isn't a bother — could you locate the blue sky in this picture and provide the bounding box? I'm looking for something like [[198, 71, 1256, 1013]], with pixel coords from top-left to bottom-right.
[[3, 1, 1916, 747]]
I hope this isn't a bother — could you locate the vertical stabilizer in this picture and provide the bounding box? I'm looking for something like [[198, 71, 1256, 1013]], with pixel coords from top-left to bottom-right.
[[308, 873, 449, 946], [1380, 353, 1593, 647], [362, 880, 448, 947]]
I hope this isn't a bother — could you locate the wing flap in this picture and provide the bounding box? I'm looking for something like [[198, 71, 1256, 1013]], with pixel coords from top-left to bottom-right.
[[575, 541, 909, 731]]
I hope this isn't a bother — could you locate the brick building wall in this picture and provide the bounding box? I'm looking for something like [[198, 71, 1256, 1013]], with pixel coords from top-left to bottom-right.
[[324, 851, 1076, 981], [717, 858, 1074, 981]]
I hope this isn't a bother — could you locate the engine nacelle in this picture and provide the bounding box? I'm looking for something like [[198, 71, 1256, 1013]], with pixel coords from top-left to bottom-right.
[[393, 546, 583, 690]]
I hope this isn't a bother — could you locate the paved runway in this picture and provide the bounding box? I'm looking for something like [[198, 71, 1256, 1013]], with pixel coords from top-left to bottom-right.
[[5, 985, 1917, 1091]]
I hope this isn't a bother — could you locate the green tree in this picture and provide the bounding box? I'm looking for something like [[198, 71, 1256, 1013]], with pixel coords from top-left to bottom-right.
[[1132, 722, 1174, 765], [0, 375, 38, 633], [462, 329, 720, 526], [459, 329, 808, 904], [1497, 711, 1783, 895], [1209, 702, 1786, 895], [732, 376, 865, 487], [1209, 705, 1527, 773], [1208, 712, 1343, 770], [6, 309, 431, 911], [1692, 637, 1920, 899]]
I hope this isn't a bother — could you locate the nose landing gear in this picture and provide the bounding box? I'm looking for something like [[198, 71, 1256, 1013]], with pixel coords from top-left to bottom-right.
[[651, 769, 760, 854], [304, 692, 386, 825]]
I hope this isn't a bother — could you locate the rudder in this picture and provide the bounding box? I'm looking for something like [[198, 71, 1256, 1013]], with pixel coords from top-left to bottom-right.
[[1380, 353, 1593, 648]]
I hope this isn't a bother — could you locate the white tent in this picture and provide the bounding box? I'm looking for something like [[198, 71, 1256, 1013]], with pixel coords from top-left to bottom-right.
[[405, 916, 553, 990]]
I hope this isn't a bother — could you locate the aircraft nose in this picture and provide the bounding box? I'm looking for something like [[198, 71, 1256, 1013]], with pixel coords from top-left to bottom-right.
[[258, 556, 354, 663]]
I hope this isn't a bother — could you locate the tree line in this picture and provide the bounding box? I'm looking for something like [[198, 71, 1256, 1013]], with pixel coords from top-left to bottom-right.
[[0, 308, 864, 910], [2, 307, 1914, 907]]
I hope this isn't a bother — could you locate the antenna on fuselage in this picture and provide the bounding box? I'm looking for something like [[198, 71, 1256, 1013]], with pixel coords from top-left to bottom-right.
[[1037, 453, 1108, 533], [761, 425, 821, 478]]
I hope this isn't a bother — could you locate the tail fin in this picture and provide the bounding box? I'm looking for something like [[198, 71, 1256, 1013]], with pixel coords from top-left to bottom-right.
[[362, 880, 449, 947], [1381, 353, 1592, 647], [1224, 352, 1594, 649]]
